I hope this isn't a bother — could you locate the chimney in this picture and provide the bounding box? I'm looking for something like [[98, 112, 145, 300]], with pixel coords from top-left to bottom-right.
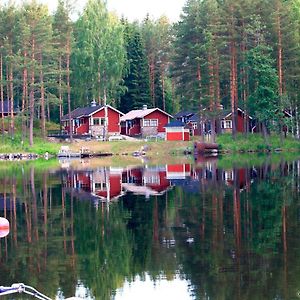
[[142, 105, 147, 110], [91, 100, 97, 107]]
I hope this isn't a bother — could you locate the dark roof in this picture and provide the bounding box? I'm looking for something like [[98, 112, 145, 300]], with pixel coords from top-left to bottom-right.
[[220, 108, 253, 119], [0, 101, 18, 114], [219, 109, 231, 119], [174, 110, 195, 118], [187, 113, 200, 122], [61, 105, 124, 122], [165, 120, 187, 128], [61, 105, 103, 121]]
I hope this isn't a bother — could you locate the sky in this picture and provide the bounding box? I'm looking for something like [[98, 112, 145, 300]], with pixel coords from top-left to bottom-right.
[[34, 0, 186, 22]]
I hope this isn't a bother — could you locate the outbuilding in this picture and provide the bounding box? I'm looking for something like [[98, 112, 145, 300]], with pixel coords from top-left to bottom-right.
[[165, 120, 190, 141]]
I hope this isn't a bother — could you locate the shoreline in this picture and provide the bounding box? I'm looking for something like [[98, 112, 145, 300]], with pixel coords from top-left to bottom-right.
[[0, 134, 299, 160]]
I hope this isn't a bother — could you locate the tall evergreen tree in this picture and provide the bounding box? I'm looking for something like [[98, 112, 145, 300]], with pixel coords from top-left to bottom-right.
[[120, 22, 150, 112]]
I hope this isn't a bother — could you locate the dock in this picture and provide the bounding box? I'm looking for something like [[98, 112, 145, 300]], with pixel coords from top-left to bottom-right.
[[194, 142, 219, 155]]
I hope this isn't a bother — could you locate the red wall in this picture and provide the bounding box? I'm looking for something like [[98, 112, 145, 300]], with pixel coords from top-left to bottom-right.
[[147, 171, 170, 193], [144, 111, 169, 132], [167, 164, 190, 173], [166, 131, 183, 141], [93, 107, 121, 133], [76, 117, 90, 134], [96, 175, 122, 199], [129, 120, 141, 135], [184, 131, 190, 141], [237, 111, 245, 133]]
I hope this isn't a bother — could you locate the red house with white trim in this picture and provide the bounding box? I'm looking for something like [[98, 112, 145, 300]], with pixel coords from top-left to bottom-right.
[[120, 105, 172, 137], [220, 108, 253, 134], [165, 120, 190, 141], [61, 102, 124, 137]]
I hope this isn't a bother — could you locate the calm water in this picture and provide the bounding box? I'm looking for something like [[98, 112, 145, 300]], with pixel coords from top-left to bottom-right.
[[0, 155, 300, 300]]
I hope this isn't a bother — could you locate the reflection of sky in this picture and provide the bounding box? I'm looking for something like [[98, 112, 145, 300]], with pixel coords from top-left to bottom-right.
[[114, 275, 193, 300]]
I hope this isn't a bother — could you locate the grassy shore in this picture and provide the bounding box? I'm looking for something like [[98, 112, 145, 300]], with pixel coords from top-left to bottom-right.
[[0, 122, 299, 157], [216, 133, 300, 153]]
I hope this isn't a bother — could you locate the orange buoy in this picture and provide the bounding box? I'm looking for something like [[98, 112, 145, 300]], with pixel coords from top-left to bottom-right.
[[0, 217, 9, 238]]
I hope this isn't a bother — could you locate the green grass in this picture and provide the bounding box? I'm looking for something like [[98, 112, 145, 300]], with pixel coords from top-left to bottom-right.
[[217, 133, 300, 153], [0, 117, 61, 155]]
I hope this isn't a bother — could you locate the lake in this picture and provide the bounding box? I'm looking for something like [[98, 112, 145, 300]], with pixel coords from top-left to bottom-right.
[[0, 154, 300, 300]]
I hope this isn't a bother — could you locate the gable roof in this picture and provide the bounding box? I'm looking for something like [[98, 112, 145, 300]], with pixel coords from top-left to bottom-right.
[[187, 113, 200, 123], [221, 108, 253, 120], [165, 120, 187, 128], [120, 108, 173, 122], [174, 110, 195, 118], [61, 104, 124, 122]]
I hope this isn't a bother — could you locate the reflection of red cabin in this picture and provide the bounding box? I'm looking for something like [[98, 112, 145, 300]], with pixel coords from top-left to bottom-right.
[[71, 168, 123, 201], [61, 103, 124, 137], [122, 166, 171, 197], [223, 168, 247, 189], [120, 105, 172, 137], [166, 164, 191, 179]]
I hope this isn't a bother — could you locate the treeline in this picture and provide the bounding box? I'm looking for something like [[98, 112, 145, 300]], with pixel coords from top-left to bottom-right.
[[0, 0, 300, 145]]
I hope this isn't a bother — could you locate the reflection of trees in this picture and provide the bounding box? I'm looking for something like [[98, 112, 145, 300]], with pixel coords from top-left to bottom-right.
[[167, 162, 300, 300], [0, 160, 300, 300], [74, 201, 132, 300]]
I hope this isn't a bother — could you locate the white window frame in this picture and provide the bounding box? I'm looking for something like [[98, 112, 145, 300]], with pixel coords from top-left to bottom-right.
[[221, 120, 232, 129], [143, 119, 158, 127], [93, 118, 106, 126]]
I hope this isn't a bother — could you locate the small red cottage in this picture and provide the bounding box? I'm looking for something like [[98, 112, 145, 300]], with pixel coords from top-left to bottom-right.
[[120, 105, 172, 137], [220, 108, 253, 134], [165, 120, 190, 141], [61, 101, 124, 137]]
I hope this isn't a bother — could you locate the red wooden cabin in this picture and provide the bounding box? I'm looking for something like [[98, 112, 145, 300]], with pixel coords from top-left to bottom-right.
[[61, 102, 124, 137], [120, 105, 172, 137]]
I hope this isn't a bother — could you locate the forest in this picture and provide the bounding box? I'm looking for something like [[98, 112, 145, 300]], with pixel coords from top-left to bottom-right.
[[0, 0, 300, 145]]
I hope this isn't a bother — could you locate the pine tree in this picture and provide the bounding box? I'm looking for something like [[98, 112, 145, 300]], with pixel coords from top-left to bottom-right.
[[120, 22, 150, 112]]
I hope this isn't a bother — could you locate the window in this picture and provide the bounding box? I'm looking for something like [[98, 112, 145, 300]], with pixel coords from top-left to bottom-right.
[[95, 182, 107, 189], [93, 118, 106, 126], [225, 120, 232, 128], [143, 176, 160, 184], [150, 119, 158, 126], [144, 119, 158, 127], [221, 120, 232, 129]]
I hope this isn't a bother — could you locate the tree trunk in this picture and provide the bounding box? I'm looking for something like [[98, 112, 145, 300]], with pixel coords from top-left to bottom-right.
[[0, 52, 4, 140], [161, 65, 165, 111], [9, 63, 14, 139], [208, 54, 216, 143], [197, 63, 204, 142], [66, 34, 73, 141], [59, 56, 63, 120], [40, 54, 46, 139], [214, 56, 221, 134], [230, 41, 238, 139], [29, 38, 35, 147], [149, 57, 155, 107], [276, 0, 284, 142], [22, 51, 28, 143]]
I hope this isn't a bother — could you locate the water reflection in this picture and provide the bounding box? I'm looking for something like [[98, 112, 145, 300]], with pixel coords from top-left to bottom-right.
[[0, 157, 299, 299]]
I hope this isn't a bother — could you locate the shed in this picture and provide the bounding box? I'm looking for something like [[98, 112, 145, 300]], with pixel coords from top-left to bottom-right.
[[165, 120, 190, 141]]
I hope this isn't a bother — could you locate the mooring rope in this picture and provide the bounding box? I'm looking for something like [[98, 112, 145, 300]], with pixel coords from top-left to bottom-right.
[[0, 283, 52, 300]]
